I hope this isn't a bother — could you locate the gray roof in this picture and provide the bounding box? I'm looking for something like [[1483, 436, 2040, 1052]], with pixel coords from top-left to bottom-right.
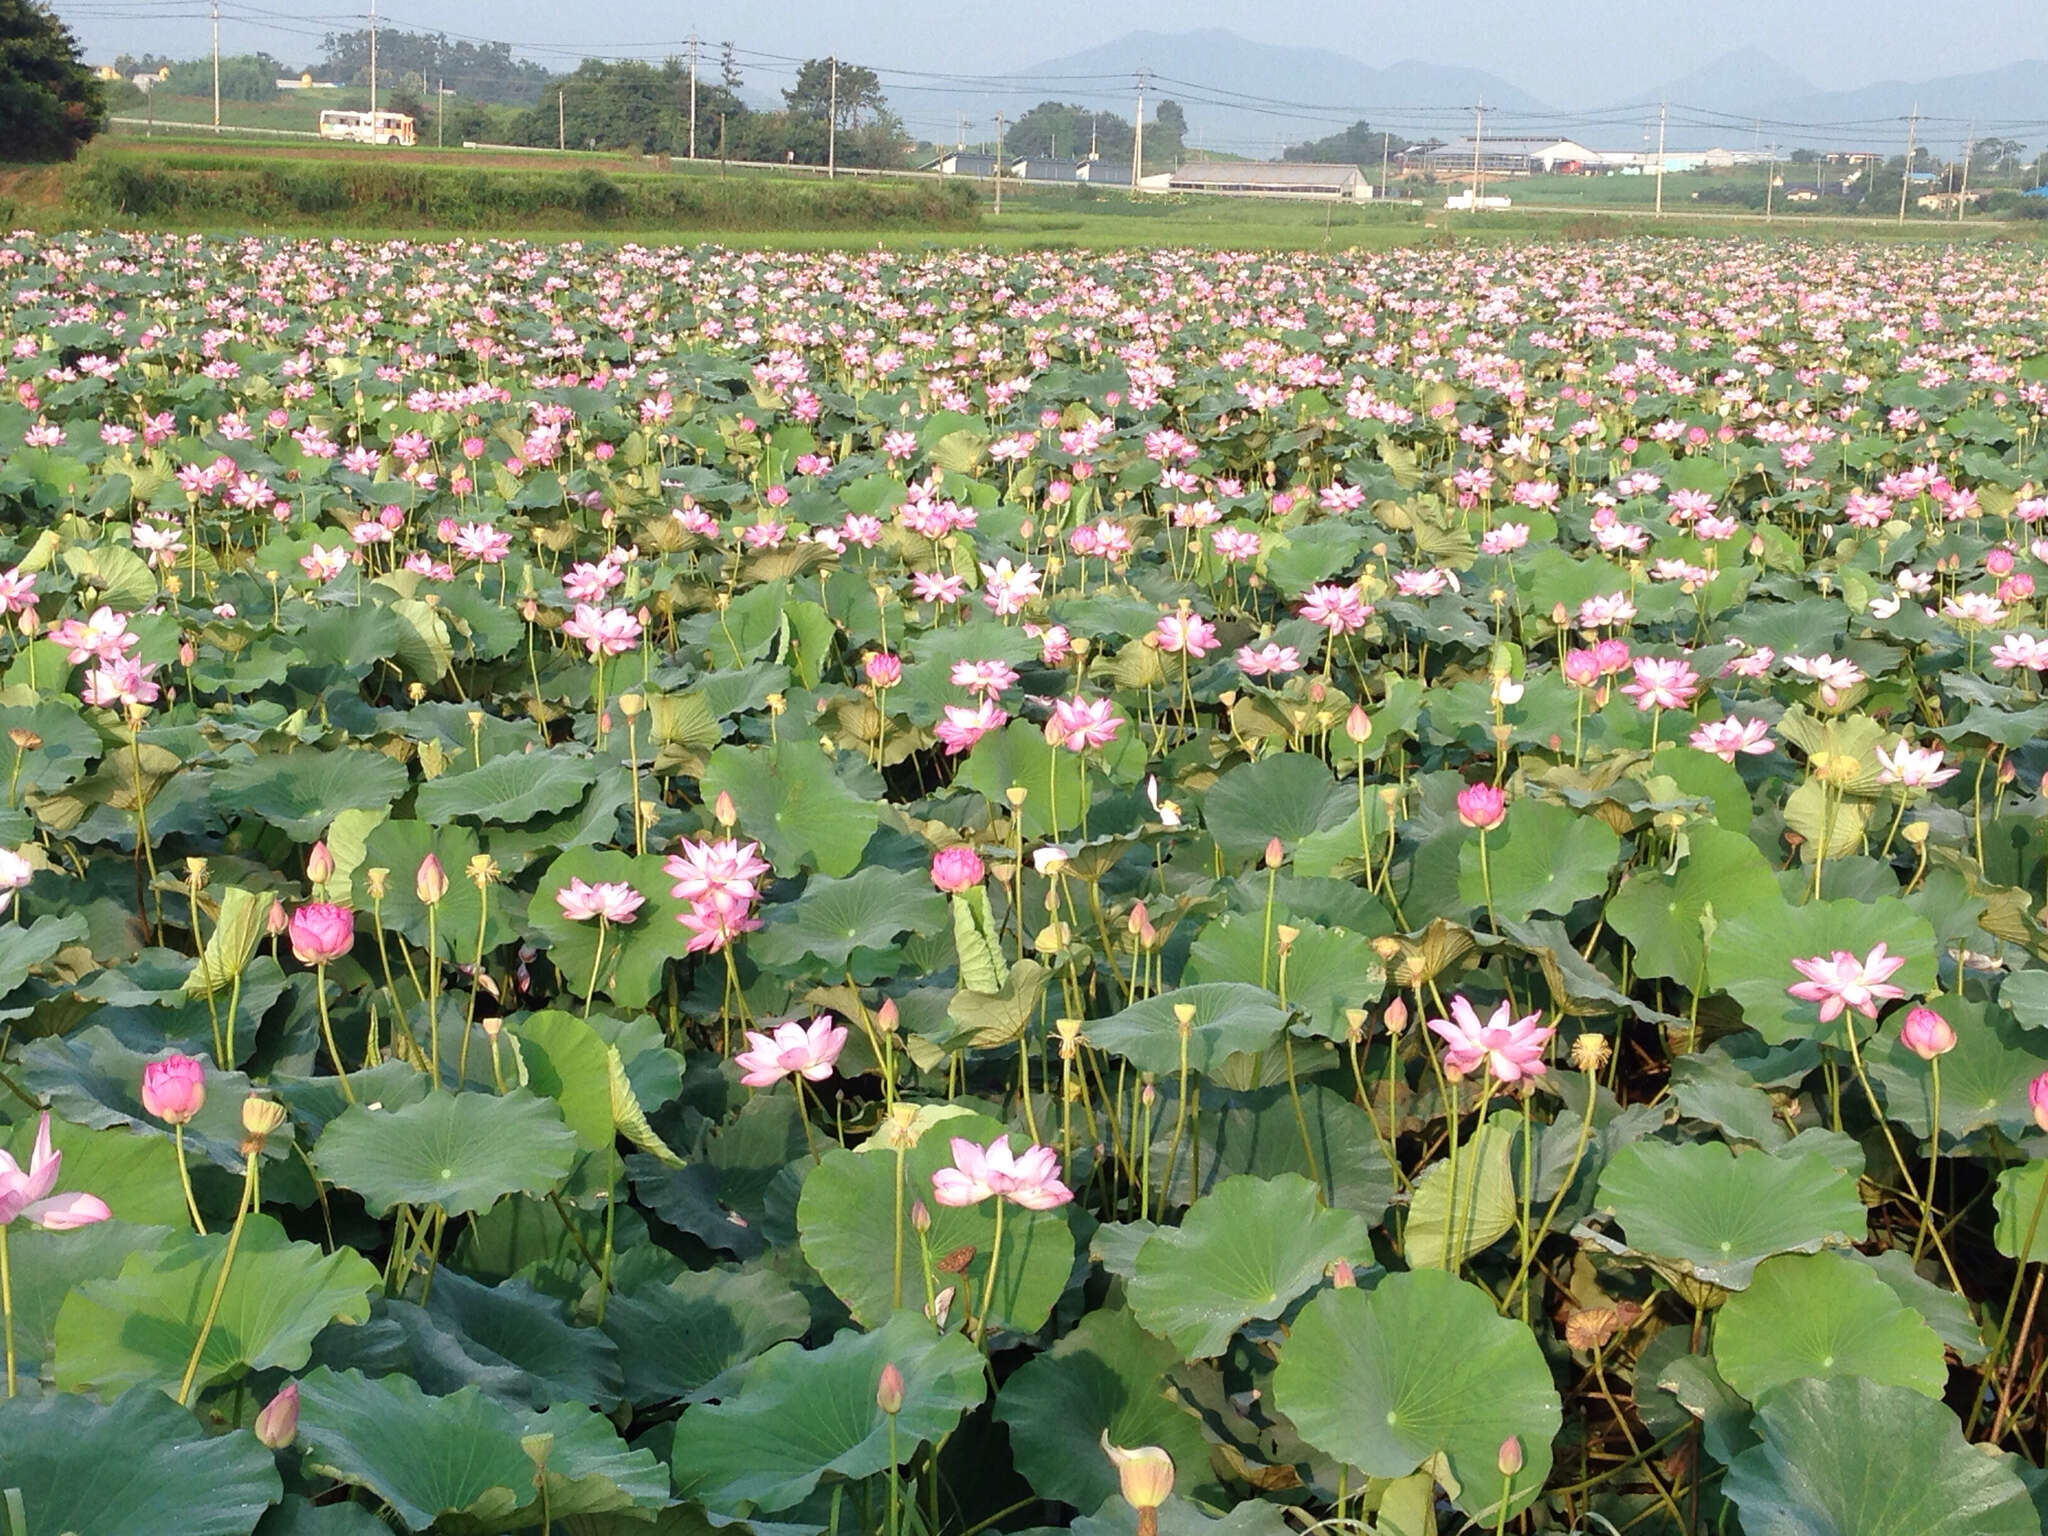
[[1170, 160, 1364, 188]]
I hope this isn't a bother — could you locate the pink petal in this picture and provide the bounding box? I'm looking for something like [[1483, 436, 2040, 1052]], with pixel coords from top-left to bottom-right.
[[24, 1191, 110, 1230]]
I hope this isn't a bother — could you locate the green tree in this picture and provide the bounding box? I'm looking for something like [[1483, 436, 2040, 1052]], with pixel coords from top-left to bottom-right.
[[777, 58, 901, 167], [0, 0, 105, 161], [1005, 101, 1132, 163], [1150, 98, 1186, 164], [320, 27, 552, 105], [163, 52, 279, 103], [1285, 119, 1409, 167]]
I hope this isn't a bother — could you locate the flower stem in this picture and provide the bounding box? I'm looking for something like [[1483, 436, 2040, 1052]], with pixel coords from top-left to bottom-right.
[[974, 1199, 1007, 1345], [583, 919, 607, 1023], [177, 1154, 259, 1405], [174, 1122, 207, 1234], [315, 963, 355, 1104], [0, 1224, 14, 1398]]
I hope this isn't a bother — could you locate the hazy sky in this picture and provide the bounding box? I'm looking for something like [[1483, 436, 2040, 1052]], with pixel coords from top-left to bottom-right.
[[60, 0, 2043, 98]]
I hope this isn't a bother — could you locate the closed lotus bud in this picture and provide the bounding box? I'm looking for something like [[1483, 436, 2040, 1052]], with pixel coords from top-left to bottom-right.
[[877, 1362, 905, 1416], [141, 1053, 207, 1125], [1498, 1436, 1524, 1478], [1102, 1435, 1175, 1515], [306, 841, 334, 885], [1264, 837, 1285, 869], [1331, 1257, 1356, 1288], [241, 1095, 287, 1139], [1345, 704, 1371, 744], [415, 854, 448, 907], [254, 1382, 300, 1449], [714, 790, 737, 827], [911, 1198, 931, 1233], [1384, 996, 1409, 1036], [876, 997, 899, 1035], [265, 898, 288, 937], [1900, 1006, 1955, 1061]]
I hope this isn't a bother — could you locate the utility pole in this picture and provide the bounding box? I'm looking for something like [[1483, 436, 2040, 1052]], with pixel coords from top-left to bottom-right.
[[1379, 130, 1389, 199], [1654, 100, 1667, 216], [688, 36, 699, 159], [558, 88, 566, 151], [210, 0, 220, 130], [1469, 100, 1487, 210], [1765, 141, 1776, 221], [994, 111, 1005, 213], [437, 76, 444, 147], [1899, 105, 1919, 223], [368, 0, 378, 118], [1132, 70, 1146, 192], [1957, 124, 1975, 222], [826, 55, 837, 177]]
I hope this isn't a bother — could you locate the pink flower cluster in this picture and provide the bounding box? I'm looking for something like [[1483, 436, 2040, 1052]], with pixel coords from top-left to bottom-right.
[[664, 834, 770, 954]]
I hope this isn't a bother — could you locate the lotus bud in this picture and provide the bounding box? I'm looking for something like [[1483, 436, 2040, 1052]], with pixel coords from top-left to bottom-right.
[[415, 854, 448, 906], [1384, 996, 1409, 1035], [911, 1198, 931, 1233], [265, 898, 289, 937], [714, 791, 738, 828], [1900, 1006, 1955, 1061], [1331, 1257, 1357, 1288], [142, 1053, 207, 1125], [306, 841, 334, 885], [1101, 1436, 1175, 1520], [254, 1382, 300, 1449], [1345, 704, 1371, 744], [241, 1095, 287, 1143], [1263, 837, 1285, 869], [877, 1363, 906, 1416], [1498, 1436, 1524, 1478]]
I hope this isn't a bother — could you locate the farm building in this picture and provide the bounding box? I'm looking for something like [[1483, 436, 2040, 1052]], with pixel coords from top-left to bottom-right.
[[1416, 137, 1600, 175], [924, 151, 1000, 177], [1166, 161, 1374, 199], [1010, 158, 1083, 184], [1076, 159, 1136, 186]]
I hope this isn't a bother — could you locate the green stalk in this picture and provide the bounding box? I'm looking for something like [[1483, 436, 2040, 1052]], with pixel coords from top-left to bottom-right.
[[315, 962, 355, 1103], [177, 1153, 259, 1404]]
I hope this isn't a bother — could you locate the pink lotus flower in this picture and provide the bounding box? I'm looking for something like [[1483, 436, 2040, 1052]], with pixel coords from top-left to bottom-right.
[[1456, 782, 1506, 830], [288, 902, 355, 965], [1620, 655, 1701, 712], [1426, 995, 1555, 1083], [1899, 1006, 1956, 1061], [1688, 716, 1774, 763], [0, 1113, 112, 1229], [734, 1017, 848, 1088], [931, 846, 986, 893], [141, 1053, 207, 1125], [1298, 583, 1372, 634], [864, 652, 903, 688], [665, 836, 769, 909], [934, 699, 1008, 756], [1786, 943, 1909, 1023], [1875, 743, 1959, 789], [1155, 611, 1219, 657], [2033, 1070, 2048, 1133], [930, 1135, 1074, 1210], [561, 604, 643, 657], [1045, 695, 1121, 753], [254, 1382, 300, 1449], [555, 878, 645, 924]]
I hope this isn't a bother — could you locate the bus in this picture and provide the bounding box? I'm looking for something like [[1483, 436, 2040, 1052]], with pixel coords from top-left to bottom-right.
[[317, 110, 417, 147]]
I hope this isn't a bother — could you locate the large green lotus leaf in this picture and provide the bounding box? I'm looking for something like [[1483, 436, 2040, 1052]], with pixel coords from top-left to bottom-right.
[[750, 865, 947, 973], [210, 747, 409, 839], [1201, 752, 1353, 863], [1593, 1139, 1865, 1289], [994, 1303, 1212, 1514], [0, 1386, 281, 1536], [313, 1090, 578, 1216], [2001, 969, 2048, 1030], [294, 1366, 534, 1531], [1404, 1111, 1521, 1271], [1724, 1376, 2037, 1536], [1088, 983, 1288, 1077], [797, 1112, 1074, 1334], [1850, 1249, 1986, 1365], [700, 739, 879, 877], [1273, 1270, 1561, 1522], [16, 1026, 276, 1172], [1127, 1173, 1368, 1360], [1865, 996, 2048, 1146], [0, 696, 103, 794], [1183, 913, 1385, 1039], [1072, 1497, 1297, 1536], [254, 1496, 391, 1536], [413, 749, 596, 826], [1458, 796, 1619, 917], [667, 1309, 988, 1516], [1607, 821, 1781, 984], [359, 819, 517, 962], [0, 1116, 189, 1227], [525, 848, 696, 1009], [599, 1264, 811, 1405], [53, 1214, 379, 1397], [955, 719, 1087, 842], [0, 1221, 157, 1382], [894, 622, 1040, 713], [506, 1008, 613, 1150], [1713, 1251, 1947, 1400], [1651, 743, 1755, 832], [447, 1402, 670, 1533], [0, 912, 88, 998], [384, 1270, 623, 1409], [1707, 894, 1937, 1045], [1151, 1083, 1396, 1226], [1992, 1161, 2048, 1261]]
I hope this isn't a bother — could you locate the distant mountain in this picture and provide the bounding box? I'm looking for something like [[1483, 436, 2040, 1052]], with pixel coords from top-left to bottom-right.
[[1611, 47, 1819, 119], [920, 29, 1547, 157], [1752, 61, 2048, 150]]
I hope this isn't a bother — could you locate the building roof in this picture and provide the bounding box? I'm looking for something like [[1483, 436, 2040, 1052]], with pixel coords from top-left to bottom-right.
[[1171, 160, 1364, 188]]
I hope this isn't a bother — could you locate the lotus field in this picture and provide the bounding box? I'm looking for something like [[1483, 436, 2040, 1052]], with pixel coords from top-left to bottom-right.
[[8, 231, 2048, 1536]]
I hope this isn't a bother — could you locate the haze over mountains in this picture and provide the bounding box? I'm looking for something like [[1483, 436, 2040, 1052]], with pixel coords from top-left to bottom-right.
[[974, 29, 2038, 155]]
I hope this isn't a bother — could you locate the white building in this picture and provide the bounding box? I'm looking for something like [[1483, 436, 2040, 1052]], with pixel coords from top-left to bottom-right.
[[1167, 161, 1374, 200]]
